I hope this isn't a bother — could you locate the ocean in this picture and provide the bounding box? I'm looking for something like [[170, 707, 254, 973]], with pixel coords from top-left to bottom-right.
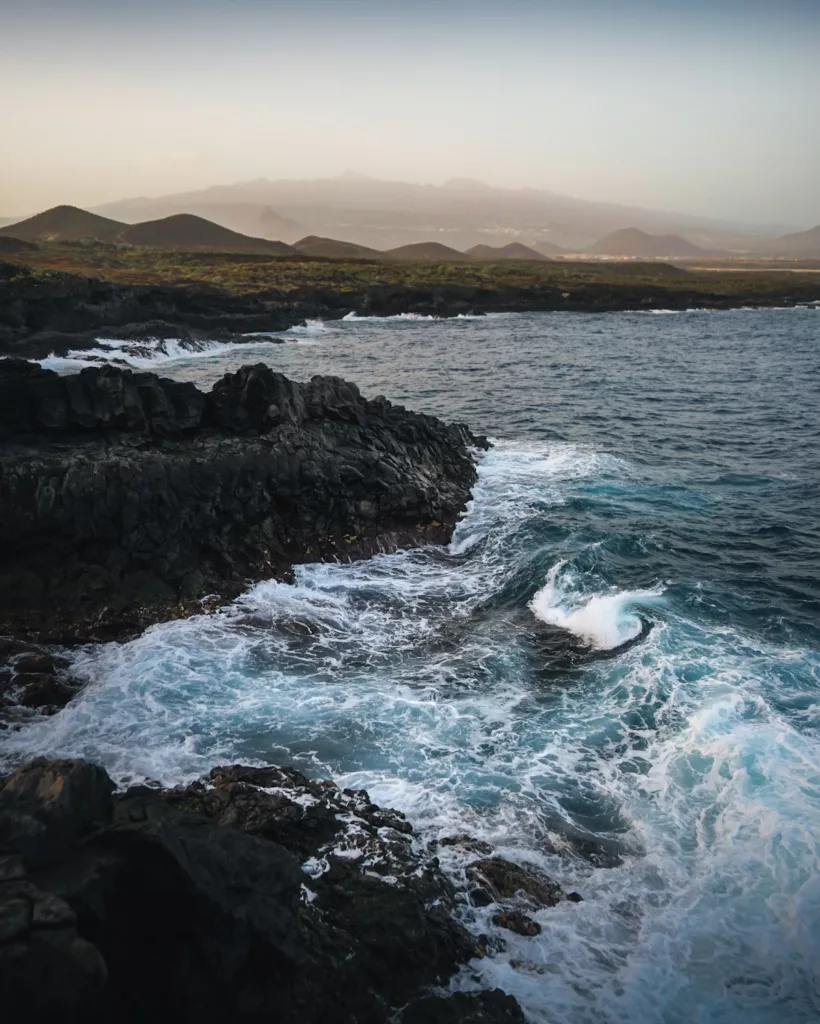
[[6, 308, 820, 1023]]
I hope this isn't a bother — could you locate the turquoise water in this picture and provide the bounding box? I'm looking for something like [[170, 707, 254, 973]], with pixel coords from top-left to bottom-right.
[[10, 308, 820, 1022]]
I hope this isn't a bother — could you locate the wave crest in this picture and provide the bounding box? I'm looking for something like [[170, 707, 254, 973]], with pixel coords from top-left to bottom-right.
[[530, 562, 664, 650]]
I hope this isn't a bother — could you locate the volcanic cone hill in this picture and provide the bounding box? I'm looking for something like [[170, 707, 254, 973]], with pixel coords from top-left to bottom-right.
[[117, 214, 295, 254], [292, 235, 383, 259], [0, 205, 127, 242], [386, 241, 473, 262], [467, 242, 550, 261], [587, 228, 707, 258]]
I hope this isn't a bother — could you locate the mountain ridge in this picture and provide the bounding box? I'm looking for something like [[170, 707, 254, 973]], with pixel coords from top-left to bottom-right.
[[87, 175, 799, 253], [0, 205, 126, 242]]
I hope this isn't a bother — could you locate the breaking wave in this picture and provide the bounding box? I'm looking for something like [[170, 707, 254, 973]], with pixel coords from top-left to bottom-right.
[[529, 562, 664, 649]]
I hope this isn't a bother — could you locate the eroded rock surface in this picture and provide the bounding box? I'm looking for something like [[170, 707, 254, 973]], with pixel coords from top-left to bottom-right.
[[0, 758, 522, 1024], [0, 359, 485, 639]]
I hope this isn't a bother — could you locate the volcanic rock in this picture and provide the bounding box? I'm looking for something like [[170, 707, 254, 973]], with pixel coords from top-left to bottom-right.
[[0, 758, 514, 1024], [491, 910, 542, 937], [0, 638, 85, 716], [465, 857, 563, 908], [0, 359, 485, 639], [398, 990, 527, 1023]]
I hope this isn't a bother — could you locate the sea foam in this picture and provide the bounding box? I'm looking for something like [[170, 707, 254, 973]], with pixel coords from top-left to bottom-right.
[[529, 561, 664, 649]]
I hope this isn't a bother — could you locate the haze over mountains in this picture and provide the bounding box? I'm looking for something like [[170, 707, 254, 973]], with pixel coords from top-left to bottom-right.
[[1, 185, 818, 261], [80, 175, 809, 255]]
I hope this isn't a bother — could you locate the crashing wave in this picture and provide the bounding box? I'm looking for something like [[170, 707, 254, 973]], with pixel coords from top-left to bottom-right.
[[530, 561, 664, 650]]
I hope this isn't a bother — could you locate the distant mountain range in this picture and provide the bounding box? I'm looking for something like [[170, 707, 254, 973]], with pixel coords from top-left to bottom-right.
[[66, 175, 806, 254], [1, 202, 818, 261], [755, 224, 820, 259]]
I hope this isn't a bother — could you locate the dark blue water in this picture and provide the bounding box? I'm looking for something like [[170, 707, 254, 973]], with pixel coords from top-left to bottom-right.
[[13, 308, 820, 1022]]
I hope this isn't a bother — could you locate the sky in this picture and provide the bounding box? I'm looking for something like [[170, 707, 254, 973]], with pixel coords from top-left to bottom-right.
[[1, 0, 818, 227]]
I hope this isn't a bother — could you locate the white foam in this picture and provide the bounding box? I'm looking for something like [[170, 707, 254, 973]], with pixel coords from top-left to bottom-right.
[[529, 561, 664, 649], [37, 336, 286, 373], [341, 311, 508, 322], [343, 311, 439, 322], [285, 319, 331, 335]]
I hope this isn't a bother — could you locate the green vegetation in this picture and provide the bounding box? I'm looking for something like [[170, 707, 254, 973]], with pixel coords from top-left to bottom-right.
[[3, 240, 818, 306]]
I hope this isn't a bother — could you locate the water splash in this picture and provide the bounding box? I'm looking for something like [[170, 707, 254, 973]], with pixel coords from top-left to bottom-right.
[[530, 561, 664, 649]]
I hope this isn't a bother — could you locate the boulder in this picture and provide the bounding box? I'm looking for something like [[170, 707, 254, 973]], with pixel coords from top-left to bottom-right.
[[491, 910, 542, 937], [0, 758, 114, 866], [0, 758, 519, 1024]]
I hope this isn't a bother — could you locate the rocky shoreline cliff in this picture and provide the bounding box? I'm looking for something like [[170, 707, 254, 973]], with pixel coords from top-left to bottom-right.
[[0, 359, 484, 643]]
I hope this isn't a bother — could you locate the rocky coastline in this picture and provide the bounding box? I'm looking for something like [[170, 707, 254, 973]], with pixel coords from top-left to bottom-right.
[[0, 756, 559, 1023], [0, 356, 550, 1019], [2, 260, 818, 360]]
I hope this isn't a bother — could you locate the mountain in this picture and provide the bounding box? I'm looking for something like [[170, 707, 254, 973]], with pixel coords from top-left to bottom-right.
[[292, 235, 382, 259], [385, 242, 472, 262], [587, 228, 707, 258], [467, 242, 551, 261], [94, 174, 791, 253], [117, 214, 294, 254], [84, 199, 307, 244], [758, 224, 820, 258], [0, 205, 126, 242]]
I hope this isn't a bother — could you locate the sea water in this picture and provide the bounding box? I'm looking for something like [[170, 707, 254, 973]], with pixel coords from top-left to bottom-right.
[[8, 308, 820, 1023]]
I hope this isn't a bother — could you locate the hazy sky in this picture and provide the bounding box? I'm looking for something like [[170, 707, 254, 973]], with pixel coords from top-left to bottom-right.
[[1, 0, 818, 226]]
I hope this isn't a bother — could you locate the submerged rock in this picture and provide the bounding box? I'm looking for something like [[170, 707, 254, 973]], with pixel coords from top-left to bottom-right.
[[466, 857, 563, 908], [0, 757, 516, 1024], [0, 360, 486, 640], [0, 638, 85, 718]]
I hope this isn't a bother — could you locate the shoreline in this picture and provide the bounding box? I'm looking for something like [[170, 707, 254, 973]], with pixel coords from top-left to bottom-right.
[[2, 258, 819, 362]]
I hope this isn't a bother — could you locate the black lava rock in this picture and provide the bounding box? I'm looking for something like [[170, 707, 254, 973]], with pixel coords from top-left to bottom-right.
[[0, 758, 518, 1024], [0, 360, 486, 639]]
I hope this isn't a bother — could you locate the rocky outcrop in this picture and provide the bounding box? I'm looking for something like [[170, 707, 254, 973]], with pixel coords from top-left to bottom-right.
[[0, 359, 485, 639], [0, 758, 523, 1024]]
